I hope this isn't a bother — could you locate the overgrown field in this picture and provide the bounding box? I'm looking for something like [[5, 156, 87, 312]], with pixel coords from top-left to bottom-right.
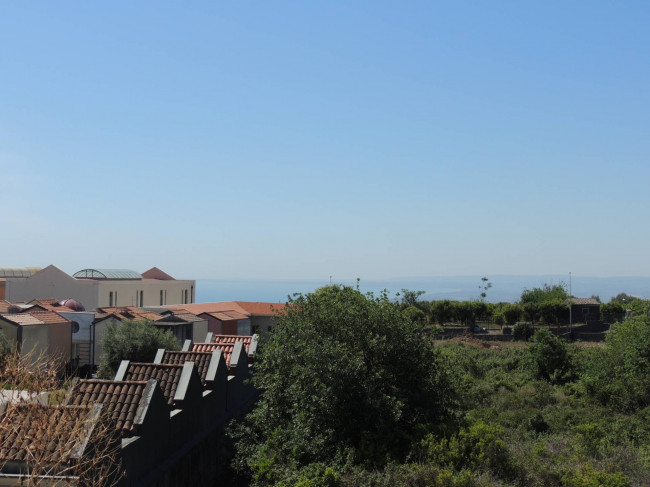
[[228, 287, 650, 487]]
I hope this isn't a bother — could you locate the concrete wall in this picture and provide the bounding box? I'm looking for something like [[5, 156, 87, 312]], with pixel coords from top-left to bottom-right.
[[21, 326, 49, 365], [48, 322, 72, 366], [97, 280, 196, 308], [0, 319, 18, 344]]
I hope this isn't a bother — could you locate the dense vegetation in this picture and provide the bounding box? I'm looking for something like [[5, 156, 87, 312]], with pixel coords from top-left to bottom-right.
[[97, 319, 178, 379], [229, 286, 650, 487]]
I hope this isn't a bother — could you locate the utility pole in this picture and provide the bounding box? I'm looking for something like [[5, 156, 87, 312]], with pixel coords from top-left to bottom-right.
[[569, 272, 572, 334]]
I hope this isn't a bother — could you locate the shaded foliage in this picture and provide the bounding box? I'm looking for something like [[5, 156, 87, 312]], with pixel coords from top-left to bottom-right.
[[232, 285, 455, 484], [97, 319, 178, 379]]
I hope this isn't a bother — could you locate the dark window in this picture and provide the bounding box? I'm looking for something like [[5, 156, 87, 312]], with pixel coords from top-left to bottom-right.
[[109, 292, 113, 307], [140, 290, 144, 307], [185, 289, 188, 304], [160, 290, 164, 305]]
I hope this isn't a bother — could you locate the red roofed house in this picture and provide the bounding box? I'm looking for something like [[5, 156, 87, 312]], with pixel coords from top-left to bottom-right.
[[163, 301, 286, 335], [0, 310, 72, 368]]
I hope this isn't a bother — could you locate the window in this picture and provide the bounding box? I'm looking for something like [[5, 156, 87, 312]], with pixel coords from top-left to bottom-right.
[[139, 290, 144, 307], [184, 289, 188, 304], [109, 292, 113, 307], [160, 290, 164, 305], [191, 285, 194, 304]]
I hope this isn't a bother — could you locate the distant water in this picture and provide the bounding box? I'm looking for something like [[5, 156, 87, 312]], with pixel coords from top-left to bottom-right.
[[195, 275, 650, 304]]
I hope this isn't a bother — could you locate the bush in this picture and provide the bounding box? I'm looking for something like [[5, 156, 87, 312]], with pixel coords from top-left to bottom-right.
[[524, 329, 571, 382], [421, 421, 512, 477], [581, 317, 650, 410], [0, 330, 10, 361], [233, 285, 455, 480], [562, 463, 630, 487], [513, 322, 534, 340], [97, 319, 179, 379]]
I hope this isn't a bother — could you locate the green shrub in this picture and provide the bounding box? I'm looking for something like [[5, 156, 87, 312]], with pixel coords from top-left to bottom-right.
[[562, 463, 630, 487], [512, 322, 534, 340], [524, 329, 571, 382], [421, 421, 511, 477]]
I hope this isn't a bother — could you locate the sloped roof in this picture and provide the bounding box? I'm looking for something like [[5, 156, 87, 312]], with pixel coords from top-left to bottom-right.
[[122, 363, 184, 407], [192, 343, 234, 367], [0, 309, 69, 327], [156, 312, 204, 324], [73, 269, 142, 280], [169, 301, 286, 317], [0, 404, 93, 464], [212, 334, 252, 350], [94, 306, 162, 323], [29, 310, 71, 325], [0, 267, 42, 278], [141, 267, 175, 280], [159, 351, 213, 385], [68, 380, 148, 436], [202, 310, 249, 321], [567, 298, 600, 305], [0, 301, 12, 313]]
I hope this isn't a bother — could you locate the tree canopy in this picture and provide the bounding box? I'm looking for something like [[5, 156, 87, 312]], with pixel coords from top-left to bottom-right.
[[233, 285, 454, 484], [520, 283, 568, 304], [97, 319, 179, 379]]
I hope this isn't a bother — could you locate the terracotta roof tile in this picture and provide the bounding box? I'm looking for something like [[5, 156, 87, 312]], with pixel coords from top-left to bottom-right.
[[95, 306, 162, 322], [141, 267, 175, 280], [122, 363, 184, 407], [0, 313, 44, 326], [0, 404, 93, 464], [159, 351, 213, 385], [192, 343, 234, 367], [212, 334, 252, 352], [0, 300, 12, 313], [168, 301, 286, 317], [29, 310, 70, 325], [203, 310, 249, 321], [68, 379, 148, 436]]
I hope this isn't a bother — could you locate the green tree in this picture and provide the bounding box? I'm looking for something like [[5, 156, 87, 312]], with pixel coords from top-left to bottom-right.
[[398, 288, 425, 309], [97, 319, 179, 379], [0, 330, 10, 365], [520, 283, 568, 304], [431, 300, 454, 325], [233, 285, 454, 482], [501, 303, 522, 327]]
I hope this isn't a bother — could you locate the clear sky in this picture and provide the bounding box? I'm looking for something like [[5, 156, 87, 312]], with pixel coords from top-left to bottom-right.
[[2, 2, 649, 280]]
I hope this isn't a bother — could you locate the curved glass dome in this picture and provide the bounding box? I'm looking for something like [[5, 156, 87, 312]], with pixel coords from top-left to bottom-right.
[[73, 269, 142, 280]]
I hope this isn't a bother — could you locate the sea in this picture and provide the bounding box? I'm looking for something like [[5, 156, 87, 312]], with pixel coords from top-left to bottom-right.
[[194, 275, 650, 304]]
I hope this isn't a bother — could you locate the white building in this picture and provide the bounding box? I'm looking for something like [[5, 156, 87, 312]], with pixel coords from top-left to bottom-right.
[[4, 265, 195, 311]]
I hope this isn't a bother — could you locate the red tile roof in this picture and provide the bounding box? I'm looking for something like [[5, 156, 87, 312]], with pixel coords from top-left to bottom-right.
[[159, 351, 213, 385], [168, 301, 286, 317], [95, 306, 162, 322], [0, 404, 94, 464], [122, 363, 184, 407], [29, 310, 70, 325], [202, 310, 249, 321], [212, 334, 252, 351], [0, 313, 46, 326], [68, 380, 148, 436], [192, 343, 234, 367], [141, 267, 175, 280], [0, 300, 12, 313]]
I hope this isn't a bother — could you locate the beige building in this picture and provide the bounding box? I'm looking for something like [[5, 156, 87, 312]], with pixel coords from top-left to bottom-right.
[[0, 310, 72, 369], [4, 265, 195, 311]]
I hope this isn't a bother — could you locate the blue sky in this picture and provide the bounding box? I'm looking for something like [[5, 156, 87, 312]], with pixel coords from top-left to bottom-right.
[[2, 2, 649, 280]]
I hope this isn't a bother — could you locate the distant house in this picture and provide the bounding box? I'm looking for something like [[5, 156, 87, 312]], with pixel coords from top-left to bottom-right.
[[148, 301, 286, 335], [0, 310, 72, 369], [4, 265, 196, 311], [567, 297, 601, 323]]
